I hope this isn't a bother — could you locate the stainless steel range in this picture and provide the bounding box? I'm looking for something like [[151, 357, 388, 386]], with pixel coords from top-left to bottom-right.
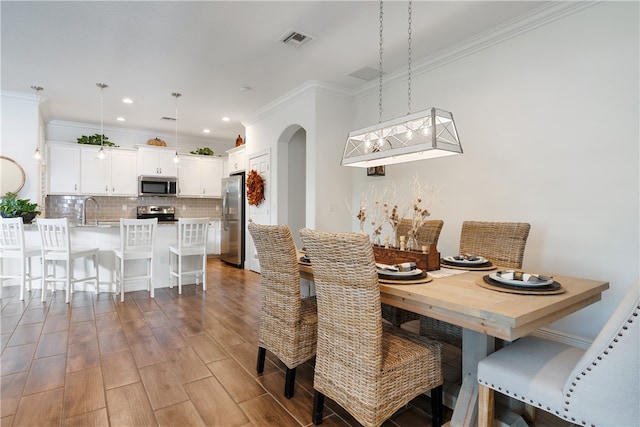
[[136, 205, 176, 222]]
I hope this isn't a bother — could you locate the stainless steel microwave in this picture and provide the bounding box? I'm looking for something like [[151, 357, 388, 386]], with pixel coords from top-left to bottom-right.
[[138, 176, 177, 196]]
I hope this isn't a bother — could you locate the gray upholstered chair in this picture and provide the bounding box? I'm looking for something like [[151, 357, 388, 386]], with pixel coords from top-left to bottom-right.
[[300, 228, 443, 427], [382, 219, 444, 327], [420, 221, 531, 348], [477, 280, 639, 427], [248, 222, 317, 398]]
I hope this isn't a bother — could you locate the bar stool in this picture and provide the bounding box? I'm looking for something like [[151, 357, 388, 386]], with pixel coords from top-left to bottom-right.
[[169, 218, 209, 295], [114, 218, 157, 302], [38, 218, 99, 304], [0, 217, 41, 300]]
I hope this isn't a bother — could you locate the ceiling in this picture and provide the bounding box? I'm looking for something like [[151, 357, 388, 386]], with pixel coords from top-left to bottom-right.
[[2, 1, 549, 144]]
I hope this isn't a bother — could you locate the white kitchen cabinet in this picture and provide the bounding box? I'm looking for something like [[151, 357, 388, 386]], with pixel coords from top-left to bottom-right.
[[137, 146, 178, 177], [80, 146, 110, 194], [177, 156, 201, 197], [80, 147, 137, 196], [48, 142, 81, 195], [178, 155, 223, 198], [110, 149, 138, 195], [201, 157, 223, 197], [226, 145, 245, 175]]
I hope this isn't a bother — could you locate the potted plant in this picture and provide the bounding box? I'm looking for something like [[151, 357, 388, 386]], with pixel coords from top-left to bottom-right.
[[0, 192, 41, 224]]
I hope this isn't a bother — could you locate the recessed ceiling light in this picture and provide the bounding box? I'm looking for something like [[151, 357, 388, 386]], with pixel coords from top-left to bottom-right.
[[122, 98, 133, 104], [203, 129, 210, 133], [222, 117, 230, 122], [116, 117, 125, 121]]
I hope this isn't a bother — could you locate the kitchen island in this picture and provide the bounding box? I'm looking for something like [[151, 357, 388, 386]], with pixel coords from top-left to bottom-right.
[[20, 220, 220, 295]]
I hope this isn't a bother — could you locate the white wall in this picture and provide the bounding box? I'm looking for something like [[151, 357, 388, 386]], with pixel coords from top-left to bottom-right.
[[1, 92, 42, 205], [244, 81, 353, 233], [349, 2, 639, 340], [46, 119, 233, 157]]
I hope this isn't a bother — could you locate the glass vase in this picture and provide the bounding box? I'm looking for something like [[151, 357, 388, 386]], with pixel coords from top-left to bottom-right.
[[406, 235, 418, 252]]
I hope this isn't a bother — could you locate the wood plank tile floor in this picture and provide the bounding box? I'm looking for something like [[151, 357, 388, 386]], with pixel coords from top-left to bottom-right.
[[1, 259, 571, 427]]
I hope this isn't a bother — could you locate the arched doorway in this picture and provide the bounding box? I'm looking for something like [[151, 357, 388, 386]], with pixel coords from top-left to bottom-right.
[[277, 125, 306, 248]]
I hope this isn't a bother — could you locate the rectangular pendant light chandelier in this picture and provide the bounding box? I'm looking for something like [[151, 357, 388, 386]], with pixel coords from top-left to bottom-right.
[[341, 0, 462, 168], [342, 107, 462, 167]]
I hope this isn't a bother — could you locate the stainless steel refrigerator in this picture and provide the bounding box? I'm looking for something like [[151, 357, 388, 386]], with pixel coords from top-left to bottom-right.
[[221, 172, 245, 268]]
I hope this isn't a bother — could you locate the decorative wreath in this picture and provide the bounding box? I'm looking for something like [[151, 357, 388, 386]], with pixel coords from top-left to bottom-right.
[[246, 169, 265, 207]]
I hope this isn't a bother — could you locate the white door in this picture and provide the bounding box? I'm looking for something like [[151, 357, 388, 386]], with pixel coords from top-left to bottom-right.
[[247, 151, 270, 273]]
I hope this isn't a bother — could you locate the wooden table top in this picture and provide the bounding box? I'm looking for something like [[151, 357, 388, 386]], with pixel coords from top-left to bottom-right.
[[299, 259, 609, 342]]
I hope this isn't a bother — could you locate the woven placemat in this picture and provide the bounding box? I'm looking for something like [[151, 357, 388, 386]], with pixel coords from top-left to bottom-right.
[[440, 260, 497, 271], [476, 276, 565, 295], [378, 274, 433, 285]]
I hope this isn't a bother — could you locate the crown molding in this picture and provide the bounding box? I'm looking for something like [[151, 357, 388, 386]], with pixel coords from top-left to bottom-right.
[[242, 80, 352, 128], [353, 1, 601, 98]]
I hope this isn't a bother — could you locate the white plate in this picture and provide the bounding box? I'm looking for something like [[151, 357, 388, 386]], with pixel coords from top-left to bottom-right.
[[377, 268, 423, 277], [443, 255, 487, 265], [489, 272, 553, 287]]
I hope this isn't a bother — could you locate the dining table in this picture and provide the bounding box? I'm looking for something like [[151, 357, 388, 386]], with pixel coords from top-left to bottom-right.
[[298, 257, 609, 427]]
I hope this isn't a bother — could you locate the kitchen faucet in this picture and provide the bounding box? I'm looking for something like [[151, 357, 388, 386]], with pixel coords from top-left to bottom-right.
[[82, 196, 99, 225]]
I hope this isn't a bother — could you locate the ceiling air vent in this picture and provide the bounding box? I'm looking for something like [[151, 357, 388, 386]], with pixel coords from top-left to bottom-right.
[[277, 29, 314, 48], [161, 116, 176, 121]]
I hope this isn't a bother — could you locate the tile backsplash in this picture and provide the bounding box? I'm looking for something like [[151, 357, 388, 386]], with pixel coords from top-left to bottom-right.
[[45, 195, 221, 224]]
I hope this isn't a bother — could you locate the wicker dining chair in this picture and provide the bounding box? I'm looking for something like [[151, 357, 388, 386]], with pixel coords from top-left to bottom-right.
[[300, 228, 443, 427], [420, 221, 531, 347], [248, 222, 317, 399], [383, 219, 444, 326]]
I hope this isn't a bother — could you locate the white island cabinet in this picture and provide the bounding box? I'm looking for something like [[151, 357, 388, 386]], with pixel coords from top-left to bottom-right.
[[178, 155, 223, 198], [80, 146, 137, 196], [137, 146, 178, 177], [21, 223, 181, 293], [48, 142, 81, 194]]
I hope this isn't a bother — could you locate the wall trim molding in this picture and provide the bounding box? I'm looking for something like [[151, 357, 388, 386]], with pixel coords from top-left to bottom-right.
[[532, 327, 592, 350], [242, 80, 352, 128], [352, 1, 600, 99]]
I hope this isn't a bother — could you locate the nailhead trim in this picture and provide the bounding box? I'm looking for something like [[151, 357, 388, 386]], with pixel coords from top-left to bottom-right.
[[477, 303, 637, 427]]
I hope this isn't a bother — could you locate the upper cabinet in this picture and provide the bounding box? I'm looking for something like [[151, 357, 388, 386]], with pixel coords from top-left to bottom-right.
[[137, 146, 178, 177], [80, 146, 137, 196], [226, 145, 246, 175], [48, 142, 81, 195], [178, 155, 223, 198]]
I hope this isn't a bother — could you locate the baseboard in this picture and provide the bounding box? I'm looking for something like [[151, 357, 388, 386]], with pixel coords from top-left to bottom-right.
[[531, 327, 592, 350]]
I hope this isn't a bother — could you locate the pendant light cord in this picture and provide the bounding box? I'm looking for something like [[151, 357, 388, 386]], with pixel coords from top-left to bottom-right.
[[407, 0, 412, 115], [96, 83, 108, 150], [378, 0, 384, 124], [172, 92, 182, 150]]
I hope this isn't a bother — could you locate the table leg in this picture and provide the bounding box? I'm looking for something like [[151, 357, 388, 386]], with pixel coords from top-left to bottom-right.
[[450, 328, 494, 427]]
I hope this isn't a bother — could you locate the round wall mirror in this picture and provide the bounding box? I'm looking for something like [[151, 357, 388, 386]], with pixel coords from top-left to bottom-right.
[[0, 156, 26, 195]]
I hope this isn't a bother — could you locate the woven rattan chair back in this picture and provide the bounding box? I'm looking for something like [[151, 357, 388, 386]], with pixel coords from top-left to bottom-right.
[[397, 219, 444, 248], [248, 222, 317, 398], [384, 219, 444, 326], [300, 228, 444, 427], [459, 221, 530, 268], [420, 221, 531, 347]]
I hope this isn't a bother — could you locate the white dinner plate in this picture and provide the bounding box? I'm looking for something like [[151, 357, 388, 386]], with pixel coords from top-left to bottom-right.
[[377, 268, 423, 277], [489, 272, 553, 287], [443, 255, 487, 265]]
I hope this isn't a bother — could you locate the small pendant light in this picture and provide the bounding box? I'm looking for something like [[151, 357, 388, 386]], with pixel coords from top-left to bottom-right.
[[31, 85, 43, 161], [96, 83, 108, 160], [172, 92, 181, 163]]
